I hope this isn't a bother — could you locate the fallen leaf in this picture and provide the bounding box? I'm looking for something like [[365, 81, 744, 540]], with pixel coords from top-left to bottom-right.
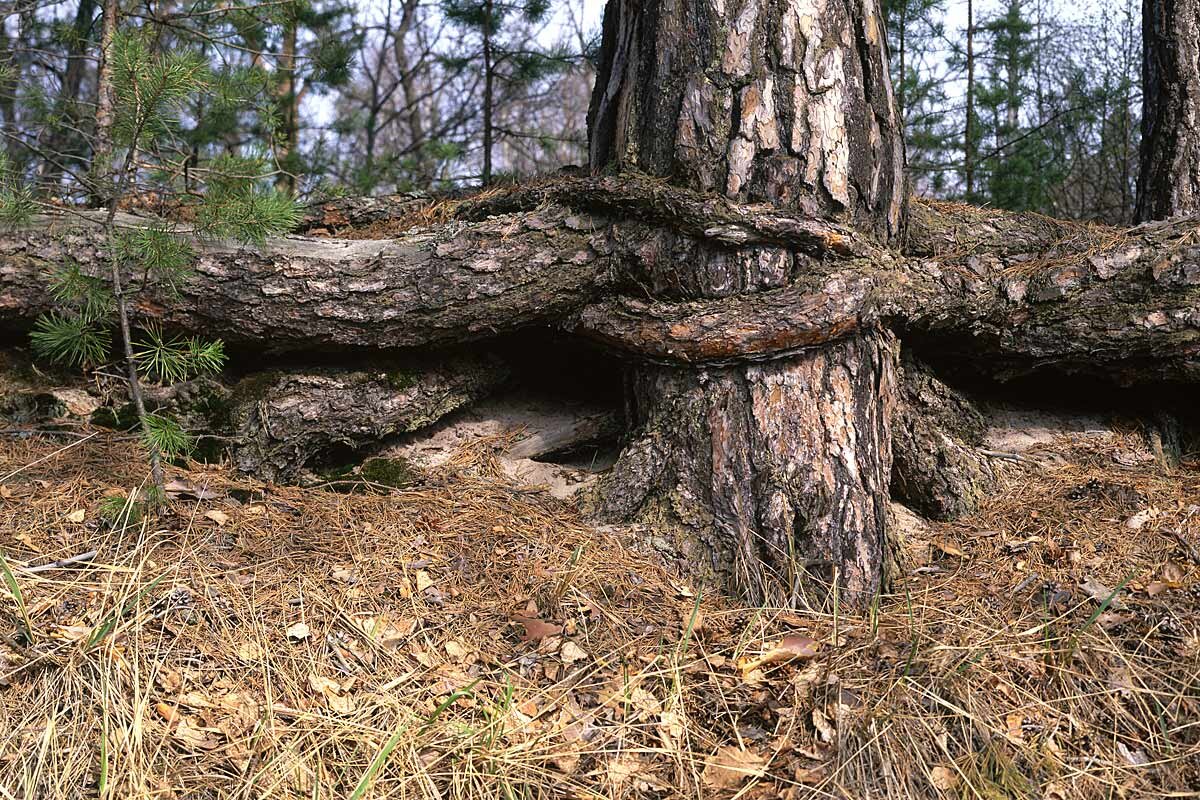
[[155, 701, 180, 724], [308, 673, 355, 714], [156, 668, 183, 693], [930, 765, 959, 791], [164, 479, 219, 501], [173, 718, 223, 750], [1116, 741, 1149, 766], [1005, 712, 1024, 742], [513, 616, 563, 643], [812, 707, 836, 743], [1161, 561, 1186, 582], [204, 509, 229, 526], [415, 570, 435, 593], [1125, 508, 1156, 531], [702, 746, 767, 789], [560, 640, 589, 664], [236, 641, 261, 661], [445, 640, 469, 661], [932, 539, 964, 558], [739, 634, 820, 673], [66, 509, 85, 523], [1079, 577, 1127, 610], [285, 622, 311, 642]]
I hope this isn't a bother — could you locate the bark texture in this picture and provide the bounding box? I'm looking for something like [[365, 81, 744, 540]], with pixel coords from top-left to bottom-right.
[[588, 0, 905, 241], [596, 330, 896, 605], [891, 353, 993, 520], [1137, 0, 1200, 220], [224, 354, 509, 483], [2, 0, 1197, 609], [0, 210, 615, 350]]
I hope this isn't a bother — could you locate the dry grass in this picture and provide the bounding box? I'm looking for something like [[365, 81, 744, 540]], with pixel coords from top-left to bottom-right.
[[1, 431, 1197, 799]]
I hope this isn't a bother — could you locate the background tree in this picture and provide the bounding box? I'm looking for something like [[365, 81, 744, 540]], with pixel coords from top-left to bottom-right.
[[1136, 0, 1200, 219], [440, 0, 570, 184]]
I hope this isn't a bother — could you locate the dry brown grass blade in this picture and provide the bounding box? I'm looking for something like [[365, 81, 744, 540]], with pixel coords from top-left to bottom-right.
[[0, 430, 1196, 799]]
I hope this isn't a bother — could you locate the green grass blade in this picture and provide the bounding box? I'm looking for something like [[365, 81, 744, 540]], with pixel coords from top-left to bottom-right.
[[0, 548, 33, 642]]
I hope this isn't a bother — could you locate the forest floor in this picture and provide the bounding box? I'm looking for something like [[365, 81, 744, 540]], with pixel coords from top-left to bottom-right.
[[0, 425, 1198, 799]]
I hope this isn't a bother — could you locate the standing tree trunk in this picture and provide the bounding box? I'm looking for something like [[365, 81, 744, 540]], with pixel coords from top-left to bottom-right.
[[965, 0, 976, 200], [587, 0, 905, 604], [276, 13, 299, 195], [1137, 0, 1200, 220], [41, 0, 98, 186], [92, 0, 118, 193], [481, 0, 495, 186]]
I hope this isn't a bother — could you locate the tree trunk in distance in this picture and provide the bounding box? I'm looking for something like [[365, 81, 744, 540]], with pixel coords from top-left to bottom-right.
[[92, 0, 118, 193], [1137, 0, 1200, 220]]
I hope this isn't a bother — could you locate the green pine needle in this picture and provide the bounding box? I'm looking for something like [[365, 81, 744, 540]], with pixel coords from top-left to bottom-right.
[[141, 413, 193, 459], [30, 312, 112, 368], [134, 324, 226, 385]]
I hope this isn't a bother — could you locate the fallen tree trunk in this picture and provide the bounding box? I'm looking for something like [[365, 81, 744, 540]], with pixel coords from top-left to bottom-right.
[[0, 208, 616, 350]]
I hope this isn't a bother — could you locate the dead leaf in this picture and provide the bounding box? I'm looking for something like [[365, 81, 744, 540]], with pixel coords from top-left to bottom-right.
[[1079, 577, 1127, 610], [932, 538, 964, 558], [155, 701, 180, 725], [739, 634, 820, 673], [560, 640, 589, 664], [1005, 712, 1024, 742], [1116, 741, 1149, 766], [66, 509, 85, 523], [702, 746, 767, 789], [156, 668, 183, 693], [415, 569, 435, 593], [172, 717, 222, 750], [204, 509, 229, 526], [1125, 508, 1156, 530], [308, 673, 355, 714], [1161, 561, 1186, 582], [164, 479, 219, 501], [236, 641, 261, 661], [444, 640, 469, 661], [285, 622, 311, 642], [930, 765, 959, 791], [513, 616, 563, 643]]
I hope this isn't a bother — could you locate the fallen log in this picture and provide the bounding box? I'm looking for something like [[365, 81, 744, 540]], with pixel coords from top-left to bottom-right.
[[0, 208, 616, 350]]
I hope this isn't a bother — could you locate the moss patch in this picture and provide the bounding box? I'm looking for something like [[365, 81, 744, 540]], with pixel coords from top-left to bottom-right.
[[358, 456, 418, 488]]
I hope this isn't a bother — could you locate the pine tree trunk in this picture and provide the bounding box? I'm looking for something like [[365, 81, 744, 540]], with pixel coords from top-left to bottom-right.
[[276, 16, 299, 194], [587, 0, 905, 603], [92, 0, 118, 190], [1137, 0, 1200, 220], [481, 0, 495, 186]]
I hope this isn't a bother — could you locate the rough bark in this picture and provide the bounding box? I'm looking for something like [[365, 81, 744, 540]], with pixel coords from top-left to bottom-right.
[[1137, 0, 1200, 220], [891, 353, 993, 520], [901, 200, 1200, 384], [4, 179, 1200, 604], [588, 0, 906, 242], [222, 354, 509, 483], [0, 209, 616, 350], [2, 0, 1198, 608], [582, 0, 908, 602], [596, 330, 897, 605]]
